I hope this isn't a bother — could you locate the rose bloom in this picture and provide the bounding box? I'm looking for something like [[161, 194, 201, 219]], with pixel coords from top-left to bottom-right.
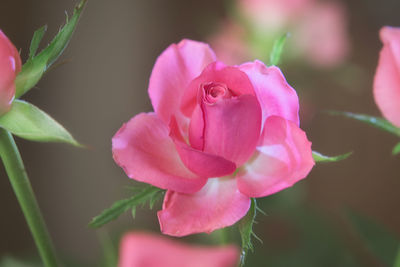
[[118, 232, 239, 267], [112, 40, 314, 236], [0, 30, 21, 115], [373, 26, 400, 128], [212, 0, 350, 67]]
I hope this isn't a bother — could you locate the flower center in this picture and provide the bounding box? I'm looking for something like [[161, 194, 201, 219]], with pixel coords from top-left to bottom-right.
[[202, 82, 233, 104]]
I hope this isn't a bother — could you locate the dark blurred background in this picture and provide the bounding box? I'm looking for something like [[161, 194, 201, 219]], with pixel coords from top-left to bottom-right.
[[0, 0, 399, 266]]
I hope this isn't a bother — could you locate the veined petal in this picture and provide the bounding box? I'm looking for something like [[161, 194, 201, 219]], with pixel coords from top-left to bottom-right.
[[149, 39, 216, 128], [170, 116, 236, 178], [237, 116, 314, 198], [201, 94, 262, 165], [112, 113, 207, 194], [239, 61, 300, 126], [374, 26, 400, 127], [158, 177, 251, 237]]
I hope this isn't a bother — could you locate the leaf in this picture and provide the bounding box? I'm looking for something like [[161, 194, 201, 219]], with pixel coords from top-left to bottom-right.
[[347, 210, 400, 266], [28, 25, 47, 60], [392, 143, 400, 156], [269, 33, 288, 66], [0, 100, 80, 146], [238, 198, 258, 267], [15, 0, 87, 98], [328, 111, 400, 137], [312, 151, 352, 163], [394, 247, 400, 267], [89, 186, 163, 228]]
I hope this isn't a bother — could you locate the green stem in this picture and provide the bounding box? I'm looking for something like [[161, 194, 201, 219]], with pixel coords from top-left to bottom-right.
[[0, 129, 60, 267]]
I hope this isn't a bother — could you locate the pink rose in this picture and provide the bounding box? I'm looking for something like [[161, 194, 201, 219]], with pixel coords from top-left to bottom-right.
[[373, 26, 400, 128], [0, 30, 21, 115], [118, 232, 239, 267], [291, 1, 350, 67], [112, 40, 314, 236]]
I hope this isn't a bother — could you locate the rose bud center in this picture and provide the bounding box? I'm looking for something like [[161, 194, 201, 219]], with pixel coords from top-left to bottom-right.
[[202, 82, 234, 104]]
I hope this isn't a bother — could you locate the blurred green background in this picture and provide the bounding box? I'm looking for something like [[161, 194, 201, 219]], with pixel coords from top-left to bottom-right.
[[0, 0, 399, 266]]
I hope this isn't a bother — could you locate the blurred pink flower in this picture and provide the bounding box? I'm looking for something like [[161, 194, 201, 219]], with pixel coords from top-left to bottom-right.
[[118, 232, 239, 267], [239, 0, 313, 31], [208, 20, 250, 65], [292, 1, 350, 67], [0, 30, 21, 115], [211, 0, 350, 67], [373, 26, 400, 128], [112, 39, 314, 236]]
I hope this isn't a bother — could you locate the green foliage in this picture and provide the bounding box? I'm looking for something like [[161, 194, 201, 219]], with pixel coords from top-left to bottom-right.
[[15, 0, 87, 98], [347, 211, 400, 266], [328, 111, 400, 138], [392, 143, 400, 155], [238, 198, 259, 267], [269, 33, 288, 66], [89, 185, 164, 228], [312, 151, 352, 163], [0, 100, 80, 146]]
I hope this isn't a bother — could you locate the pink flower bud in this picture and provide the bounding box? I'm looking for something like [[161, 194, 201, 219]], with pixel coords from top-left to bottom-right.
[[373, 26, 400, 127], [0, 30, 21, 115]]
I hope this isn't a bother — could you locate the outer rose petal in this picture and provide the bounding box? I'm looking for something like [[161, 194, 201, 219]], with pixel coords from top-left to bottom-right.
[[0, 30, 21, 115], [119, 232, 239, 267], [181, 61, 256, 116], [237, 116, 314, 198], [158, 177, 251, 236], [169, 116, 236, 178], [201, 94, 262, 165], [112, 113, 207, 194], [149, 39, 216, 128], [374, 26, 400, 127], [239, 61, 300, 126]]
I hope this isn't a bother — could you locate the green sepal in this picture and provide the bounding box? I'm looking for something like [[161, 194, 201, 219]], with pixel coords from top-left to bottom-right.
[[269, 33, 288, 66], [15, 0, 87, 98], [89, 185, 164, 228], [312, 151, 352, 163], [28, 25, 47, 60], [328, 111, 400, 137], [0, 100, 80, 146], [347, 210, 400, 266], [392, 143, 400, 156], [238, 198, 259, 267]]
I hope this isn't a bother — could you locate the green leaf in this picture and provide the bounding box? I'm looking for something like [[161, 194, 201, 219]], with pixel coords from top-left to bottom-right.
[[89, 186, 163, 228], [347, 210, 400, 266], [328, 111, 400, 137], [269, 33, 288, 66], [312, 151, 352, 163], [0, 100, 80, 146], [394, 246, 400, 267], [28, 26, 47, 60], [15, 0, 87, 98], [238, 198, 258, 267], [392, 143, 400, 155]]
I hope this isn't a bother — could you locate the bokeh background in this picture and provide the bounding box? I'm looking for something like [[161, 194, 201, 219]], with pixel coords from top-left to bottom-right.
[[0, 0, 399, 266]]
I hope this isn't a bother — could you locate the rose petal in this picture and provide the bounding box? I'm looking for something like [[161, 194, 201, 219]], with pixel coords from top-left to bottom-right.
[[158, 177, 251, 236], [119, 232, 239, 267], [373, 26, 400, 127], [237, 116, 314, 198], [112, 113, 207, 194], [239, 61, 300, 126], [148, 39, 216, 129], [181, 61, 255, 116], [170, 116, 237, 178], [201, 94, 262, 165]]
